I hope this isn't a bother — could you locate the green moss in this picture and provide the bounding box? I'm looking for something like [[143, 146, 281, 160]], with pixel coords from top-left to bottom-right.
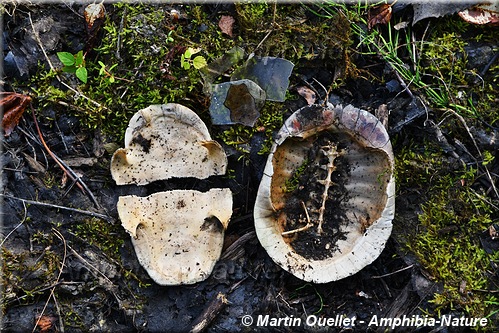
[[217, 101, 284, 156], [25, 3, 353, 149], [420, 17, 499, 126], [394, 139, 450, 193], [236, 3, 352, 70], [394, 137, 498, 323], [71, 218, 124, 259], [1, 247, 61, 307], [407, 169, 499, 320], [283, 158, 309, 193]]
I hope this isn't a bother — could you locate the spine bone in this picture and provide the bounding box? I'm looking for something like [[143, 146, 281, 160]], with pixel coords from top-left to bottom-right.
[[316, 142, 341, 234]]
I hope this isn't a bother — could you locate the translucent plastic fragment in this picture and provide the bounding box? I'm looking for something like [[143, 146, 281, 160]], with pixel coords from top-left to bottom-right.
[[209, 79, 266, 126], [231, 56, 294, 102]]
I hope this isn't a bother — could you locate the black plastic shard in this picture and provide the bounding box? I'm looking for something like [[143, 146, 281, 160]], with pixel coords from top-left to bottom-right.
[[209, 79, 266, 126], [231, 56, 294, 102]]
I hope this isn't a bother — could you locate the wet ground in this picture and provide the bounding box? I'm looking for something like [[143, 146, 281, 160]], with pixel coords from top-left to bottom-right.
[[2, 2, 498, 333]]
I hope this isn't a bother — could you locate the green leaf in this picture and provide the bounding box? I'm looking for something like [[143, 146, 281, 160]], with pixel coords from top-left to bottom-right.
[[76, 67, 88, 83], [182, 61, 191, 70], [62, 66, 77, 73], [57, 52, 75, 66], [184, 47, 200, 59], [75, 50, 85, 66], [184, 48, 193, 59], [192, 56, 207, 69]]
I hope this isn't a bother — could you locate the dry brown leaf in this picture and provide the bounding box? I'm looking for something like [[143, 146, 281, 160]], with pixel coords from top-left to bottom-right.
[[296, 86, 317, 105], [368, 4, 392, 30], [1, 92, 31, 137], [84, 3, 105, 30], [36, 315, 57, 333], [459, 3, 499, 26], [218, 15, 235, 37]]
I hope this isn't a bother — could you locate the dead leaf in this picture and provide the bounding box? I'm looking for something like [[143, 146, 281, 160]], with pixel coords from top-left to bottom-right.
[[393, 21, 409, 30], [459, 3, 499, 26], [218, 15, 235, 37], [84, 3, 105, 51], [1, 92, 31, 137], [368, 4, 392, 30], [296, 86, 316, 105], [160, 44, 187, 80], [36, 314, 57, 333], [84, 3, 105, 30]]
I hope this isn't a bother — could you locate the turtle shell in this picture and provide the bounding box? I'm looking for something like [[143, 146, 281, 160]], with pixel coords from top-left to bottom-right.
[[254, 104, 395, 283]]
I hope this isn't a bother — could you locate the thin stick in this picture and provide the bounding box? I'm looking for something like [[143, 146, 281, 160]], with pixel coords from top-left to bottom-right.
[[189, 292, 229, 333], [0, 200, 28, 247], [253, 29, 273, 54], [32, 228, 67, 333], [1, 194, 112, 221], [371, 264, 414, 279], [30, 104, 100, 208], [441, 107, 499, 198]]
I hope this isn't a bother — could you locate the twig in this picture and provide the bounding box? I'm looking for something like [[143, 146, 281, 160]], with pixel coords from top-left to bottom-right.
[[440, 107, 499, 198], [1, 194, 112, 221], [6, 281, 84, 306], [0, 199, 28, 247], [66, 243, 125, 309], [32, 228, 67, 333], [189, 292, 229, 333], [220, 231, 255, 261], [30, 104, 101, 208], [312, 78, 329, 106], [253, 28, 273, 54], [371, 264, 414, 279], [51, 292, 64, 333]]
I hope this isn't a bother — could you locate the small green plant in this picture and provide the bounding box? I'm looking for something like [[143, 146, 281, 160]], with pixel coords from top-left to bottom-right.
[[98, 61, 118, 83], [165, 30, 174, 44], [57, 50, 88, 83], [284, 158, 309, 193], [180, 47, 207, 70]]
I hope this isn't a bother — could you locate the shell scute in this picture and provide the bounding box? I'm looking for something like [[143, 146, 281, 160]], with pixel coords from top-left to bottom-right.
[[254, 104, 395, 283]]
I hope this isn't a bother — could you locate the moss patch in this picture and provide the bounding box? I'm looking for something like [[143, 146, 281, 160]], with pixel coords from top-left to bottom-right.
[[395, 140, 499, 320]]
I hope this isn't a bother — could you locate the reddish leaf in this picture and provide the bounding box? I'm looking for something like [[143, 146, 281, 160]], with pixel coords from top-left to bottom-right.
[[368, 4, 392, 30], [1, 92, 31, 137], [218, 15, 235, 37], [35, 315, 57, 333], [160, 44, 187, 80]]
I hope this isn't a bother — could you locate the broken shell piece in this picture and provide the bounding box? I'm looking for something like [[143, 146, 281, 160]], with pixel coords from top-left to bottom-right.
[[231, 56, 294, 102], [118, 188, 233, 285], [209, 79, 266, 126], [254, 104, 395, 283], [111, 104, 227, 185]]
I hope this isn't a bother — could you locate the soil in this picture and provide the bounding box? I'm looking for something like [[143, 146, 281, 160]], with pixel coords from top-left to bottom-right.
[[280, 133, 351, 260], [2, 2, 498, 333]]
